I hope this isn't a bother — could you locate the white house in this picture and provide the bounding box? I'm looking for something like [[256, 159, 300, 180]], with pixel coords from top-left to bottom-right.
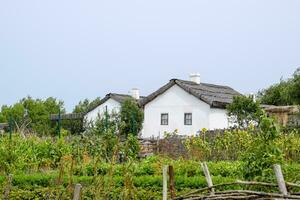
[[84, 88, 142, 123], [139, 74, 240, 138]]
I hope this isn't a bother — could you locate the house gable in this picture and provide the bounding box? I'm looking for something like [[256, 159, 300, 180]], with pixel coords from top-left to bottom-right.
[[145, 84, 210, 108], [143, 85, 211, 138], [140, 79, 240, 109], [84, 98, 121, 122]]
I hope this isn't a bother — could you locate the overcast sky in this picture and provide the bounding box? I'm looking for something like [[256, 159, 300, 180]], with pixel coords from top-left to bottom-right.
[[0, 0, 299, 111]]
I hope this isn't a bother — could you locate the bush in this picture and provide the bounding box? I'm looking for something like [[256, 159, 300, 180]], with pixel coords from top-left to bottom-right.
[[184, 129, 253, 161], [242, 115, 283, 180]]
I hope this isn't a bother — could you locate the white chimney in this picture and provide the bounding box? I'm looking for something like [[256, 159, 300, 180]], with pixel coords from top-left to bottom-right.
[[250, 93, 256, 102], [131, 88, 140, 100], [190, 73, 201, 84]]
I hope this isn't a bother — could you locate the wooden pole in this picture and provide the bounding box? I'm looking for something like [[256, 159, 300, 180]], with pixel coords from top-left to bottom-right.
[[201, 162, 215, 195], [169, 165, 176, 199], [73, 183, 82, 200], [4, 174, 13, 200], [163, 165, 168, 200], [57, 109, 61, 138], [273, 164, 288, 195]]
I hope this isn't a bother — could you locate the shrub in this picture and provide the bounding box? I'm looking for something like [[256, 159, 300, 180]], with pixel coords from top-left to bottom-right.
[[242, 115, 283, 180]]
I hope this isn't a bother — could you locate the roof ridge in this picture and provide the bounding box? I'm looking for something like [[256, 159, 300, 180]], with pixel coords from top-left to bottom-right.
[[109, 93, 131, 96], [175, 79, 233, 89], [141, 78, 240, 108]]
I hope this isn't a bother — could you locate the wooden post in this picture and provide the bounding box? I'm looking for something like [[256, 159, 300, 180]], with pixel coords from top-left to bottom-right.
[[73, 183, 82, 200], [273, 164, 288, 195], [157, 135, 160, 153], [4, 174, 13, 200], [58, 109, 61, 138], [163, 165, 168, 200], [201, 162, 215, 195], [169, 165, 176, 199]]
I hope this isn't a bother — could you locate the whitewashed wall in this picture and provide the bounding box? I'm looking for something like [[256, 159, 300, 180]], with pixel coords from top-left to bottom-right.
[[142, 85, 229, 138], [84, 98, 121, 123], [209, 108, 229, 129]]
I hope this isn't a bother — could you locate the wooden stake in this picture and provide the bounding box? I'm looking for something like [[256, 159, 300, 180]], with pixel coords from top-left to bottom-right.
[[73, 183, 82, 200], [163, 165, 168, 200], [4, 174, 13, 200], [201, 162, 215, 195], [169, 165, 176, 199], [273, 164, 288, 195]]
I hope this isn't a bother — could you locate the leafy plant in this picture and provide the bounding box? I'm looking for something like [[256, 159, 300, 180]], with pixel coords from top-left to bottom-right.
[[242, 115, 283, 180], [120, 99, 144, 137], [227, 95, 263, 129]]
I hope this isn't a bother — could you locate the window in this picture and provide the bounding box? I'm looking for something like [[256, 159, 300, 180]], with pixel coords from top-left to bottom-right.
[[161, 113, 168, 125], [184, 113, 192, 125]]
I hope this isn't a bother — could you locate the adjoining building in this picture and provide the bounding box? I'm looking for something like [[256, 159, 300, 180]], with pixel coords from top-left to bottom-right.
[[0, 123, 8, 133], [84, 89, 143, 123], [262, 105, 300, 127]]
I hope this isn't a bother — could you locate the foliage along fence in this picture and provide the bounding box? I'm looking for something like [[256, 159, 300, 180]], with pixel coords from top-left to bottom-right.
[[140, 128, 300, 163]]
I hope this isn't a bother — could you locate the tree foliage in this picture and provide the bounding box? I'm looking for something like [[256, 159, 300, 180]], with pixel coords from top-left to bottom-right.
[[259, 67, 300, 105], [227, 95, 263, 128], [73, 97, 101, 113], [120, 99, 144, 137], [0, 96, 64, 135]]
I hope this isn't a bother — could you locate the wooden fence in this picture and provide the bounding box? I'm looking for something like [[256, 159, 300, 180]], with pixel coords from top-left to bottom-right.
[[161, 163, 300, 200]]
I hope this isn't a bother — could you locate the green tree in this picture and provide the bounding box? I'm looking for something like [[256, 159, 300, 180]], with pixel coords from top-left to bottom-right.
[[120, 99, 144, 137], [259, 67, 300, 105], [73, 97, 101, 113], [259, 80, 293, 106], [227, 95, 263, 129], [290, 68, 300, 105], [0, 96, 64, 135]]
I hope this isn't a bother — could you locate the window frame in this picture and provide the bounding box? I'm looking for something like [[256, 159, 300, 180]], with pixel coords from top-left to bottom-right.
[[161, 113, 169, 125], [184, 113, 192, 125]]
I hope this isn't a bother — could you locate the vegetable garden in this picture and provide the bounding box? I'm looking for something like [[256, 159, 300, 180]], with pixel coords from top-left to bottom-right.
[[1, 114, 300, 199]]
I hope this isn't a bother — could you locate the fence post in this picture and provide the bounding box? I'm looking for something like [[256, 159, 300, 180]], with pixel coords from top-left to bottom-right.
[[57, 109, 61, 138], [163, 165, 168, 200], [73, 183, 82, 200], [4, 174, 13, 200], [201, 162, 215, 195], [273, 164, 288, 195], [156, 135, 160, 153], [169, 165, 176, 199]]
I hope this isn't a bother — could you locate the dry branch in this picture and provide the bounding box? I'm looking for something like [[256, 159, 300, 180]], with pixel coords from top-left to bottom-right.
[[175, 180, 300, 200]]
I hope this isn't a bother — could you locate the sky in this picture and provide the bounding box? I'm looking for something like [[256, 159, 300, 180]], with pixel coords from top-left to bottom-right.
[[0, 0, 299, 111]]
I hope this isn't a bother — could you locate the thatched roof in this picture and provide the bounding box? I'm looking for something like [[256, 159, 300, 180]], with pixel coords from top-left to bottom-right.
[[0, 123, 8, 130], [140, 79, 241, 109], [85, 93, 145, 115], [262, 105, 299, 114], [50, 113, 84, 121]]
